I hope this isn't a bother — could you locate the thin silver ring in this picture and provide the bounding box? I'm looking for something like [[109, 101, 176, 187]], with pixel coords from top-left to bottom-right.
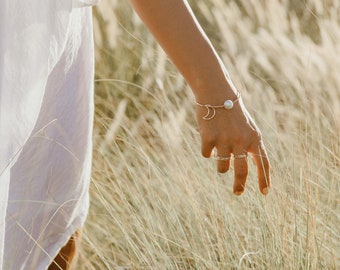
[[234, 153, 248, 159], [214, 155, 231, 161]]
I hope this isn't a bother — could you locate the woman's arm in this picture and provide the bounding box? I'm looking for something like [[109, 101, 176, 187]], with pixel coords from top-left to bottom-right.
[[128, 0, 270, 195], [128, 0, 234, 103]]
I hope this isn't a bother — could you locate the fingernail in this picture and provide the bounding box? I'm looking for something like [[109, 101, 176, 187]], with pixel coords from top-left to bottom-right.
[[262, 187, 269, 195]]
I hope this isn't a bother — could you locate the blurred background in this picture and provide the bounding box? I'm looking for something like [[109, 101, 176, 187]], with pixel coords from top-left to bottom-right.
[[79, 0, 339, 269]]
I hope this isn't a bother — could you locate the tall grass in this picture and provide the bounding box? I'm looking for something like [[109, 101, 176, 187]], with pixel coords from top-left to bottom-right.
[[79, 0, 339, 269]]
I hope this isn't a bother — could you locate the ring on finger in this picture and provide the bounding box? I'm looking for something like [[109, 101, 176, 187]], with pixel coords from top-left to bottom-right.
[[214, 155, 231, 161], [234, 153, 248, 159]]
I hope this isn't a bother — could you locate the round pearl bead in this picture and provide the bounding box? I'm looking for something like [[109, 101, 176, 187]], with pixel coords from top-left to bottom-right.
[[223, 100, 234, 110]]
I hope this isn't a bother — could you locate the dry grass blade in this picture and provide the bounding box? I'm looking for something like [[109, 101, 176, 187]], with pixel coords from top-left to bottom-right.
[[79, 0, 339, 269]]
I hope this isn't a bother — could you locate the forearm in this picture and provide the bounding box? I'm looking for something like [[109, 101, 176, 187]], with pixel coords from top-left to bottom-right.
[[128, 0, 270, 195], [128, 0, 237, 103]]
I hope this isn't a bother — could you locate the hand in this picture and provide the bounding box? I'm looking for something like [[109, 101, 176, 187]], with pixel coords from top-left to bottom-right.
[[196, 96, 270, 195], [128, 0, 270, 194]]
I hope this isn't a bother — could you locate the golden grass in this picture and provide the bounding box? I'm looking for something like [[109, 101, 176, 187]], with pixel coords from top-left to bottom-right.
[[79, 0, 339, 269]]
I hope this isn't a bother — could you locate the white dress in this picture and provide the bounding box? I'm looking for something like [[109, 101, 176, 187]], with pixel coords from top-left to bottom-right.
[[0, 0, 98, 269]]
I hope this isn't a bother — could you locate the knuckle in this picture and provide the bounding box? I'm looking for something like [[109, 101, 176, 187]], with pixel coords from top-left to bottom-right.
[[202, 132, 216, 146], [233, 134, 247, 145], [218, 133, 231, 143], [249, 131, 262, 146], [254, 130, 262, 141]]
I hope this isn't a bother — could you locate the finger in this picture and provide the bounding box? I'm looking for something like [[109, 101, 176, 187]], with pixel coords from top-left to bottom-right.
[[201, 138, 215, 158], [233, 153, 249, 195], [250, 141, 270, 195], [216, 150, 231, 173]]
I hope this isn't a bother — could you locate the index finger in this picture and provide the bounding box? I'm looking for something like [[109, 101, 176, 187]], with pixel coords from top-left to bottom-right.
[[250, 140, 270, 195]]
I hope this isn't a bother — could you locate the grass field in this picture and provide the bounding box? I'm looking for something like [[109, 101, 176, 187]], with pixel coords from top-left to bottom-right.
[[79, 0, 339, 269]]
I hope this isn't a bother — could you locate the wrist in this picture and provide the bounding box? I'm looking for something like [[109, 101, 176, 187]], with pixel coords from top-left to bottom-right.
[[193, 83, 239, 105], [195, 91, 241, 120]]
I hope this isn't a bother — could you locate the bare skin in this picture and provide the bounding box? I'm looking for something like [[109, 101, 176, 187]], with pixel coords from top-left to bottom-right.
[[129, 0, 270, 195], [48, 230, 81, 270], [50, 0, 270, 268]]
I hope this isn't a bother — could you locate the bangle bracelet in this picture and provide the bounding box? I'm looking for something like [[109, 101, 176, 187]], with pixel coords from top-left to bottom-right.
[[195, 92, 241, 120]]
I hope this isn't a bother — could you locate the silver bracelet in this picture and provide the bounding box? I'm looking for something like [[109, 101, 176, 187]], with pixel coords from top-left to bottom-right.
[[194, 92, 241, 120]]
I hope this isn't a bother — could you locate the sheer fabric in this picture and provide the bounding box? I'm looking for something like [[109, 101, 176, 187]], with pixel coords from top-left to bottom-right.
[[0, 1, 96, 268]]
